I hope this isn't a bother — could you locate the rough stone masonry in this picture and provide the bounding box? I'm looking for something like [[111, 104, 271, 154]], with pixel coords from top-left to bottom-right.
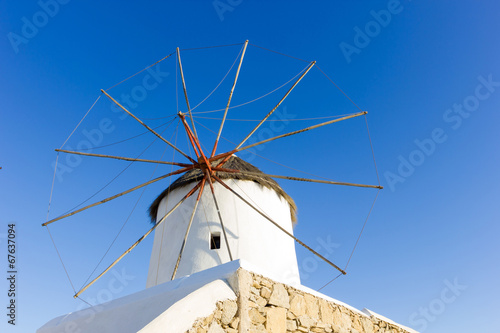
[[187, 269, 415, 333]]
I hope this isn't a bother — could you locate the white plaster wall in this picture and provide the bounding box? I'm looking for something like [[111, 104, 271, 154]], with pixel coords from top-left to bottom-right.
[[147, 179, 300, 287], [37, 261, 239, 333]]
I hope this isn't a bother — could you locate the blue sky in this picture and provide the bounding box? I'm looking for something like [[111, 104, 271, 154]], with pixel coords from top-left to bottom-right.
[[1, 1, 499, 332]]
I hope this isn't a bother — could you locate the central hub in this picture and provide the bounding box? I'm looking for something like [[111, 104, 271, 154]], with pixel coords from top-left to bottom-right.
[[197, 156, 211, 173]]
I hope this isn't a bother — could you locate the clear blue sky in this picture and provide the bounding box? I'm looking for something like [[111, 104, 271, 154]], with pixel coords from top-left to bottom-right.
[[1, 1, 499, 332]]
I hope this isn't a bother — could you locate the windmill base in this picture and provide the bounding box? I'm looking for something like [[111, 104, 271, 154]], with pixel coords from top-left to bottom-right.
[[37, 260, 417, 333]]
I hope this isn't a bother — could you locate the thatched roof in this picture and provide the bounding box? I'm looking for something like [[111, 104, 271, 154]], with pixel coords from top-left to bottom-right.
[[148, 156, 297, 223]]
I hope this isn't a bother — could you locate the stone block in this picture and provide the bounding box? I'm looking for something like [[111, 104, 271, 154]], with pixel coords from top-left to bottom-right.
[[319, 298, 333, 324], [289, 294, 306, 317], [304, 294, 319, 320], [297, 315, 316, 328], [260, 278, 273, 289], [256, 296, 267, 307], [221, 299, 238, 325], [340, 312, 352, 330], [260, 286, 271, 300], [286, 319, 298, 331], [268, 283, 290, 308], [249, 308, 266, 324], [265, 307, 286, 333]]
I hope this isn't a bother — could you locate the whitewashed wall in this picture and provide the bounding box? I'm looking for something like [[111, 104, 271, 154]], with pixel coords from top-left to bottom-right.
[[146, 179, 300, 287]]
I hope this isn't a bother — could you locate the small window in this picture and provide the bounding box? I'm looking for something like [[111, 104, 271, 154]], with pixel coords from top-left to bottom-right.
[[210, 232, 221, 250]]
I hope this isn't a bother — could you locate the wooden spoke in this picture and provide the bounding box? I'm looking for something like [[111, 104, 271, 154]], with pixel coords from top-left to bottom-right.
[[42, 166, 194, 226], [211, 112, 367, 165], [43, 44, 385, 303], [55, 149, 192, 168], [211, 40, 249, 157], [176, 48, 198, 139], [171, 178, 206, 280], [212, 174, 346, 275], [205, 170, 233, 261], [74, 181, 202, 298], [230, 170, 382, 189], [101, 89, 195, 163], [239, 111, 367, 152], [179, 113, 202, 159], [235, 61, 316, 150], [179, 112, 212, 173]]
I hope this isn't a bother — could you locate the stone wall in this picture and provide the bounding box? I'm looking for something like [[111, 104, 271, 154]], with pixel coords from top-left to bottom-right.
[[187, 269, 416, 333]]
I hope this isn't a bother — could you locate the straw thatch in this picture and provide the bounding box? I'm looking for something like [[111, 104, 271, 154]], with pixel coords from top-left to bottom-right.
[[148, 156, 297, 224]]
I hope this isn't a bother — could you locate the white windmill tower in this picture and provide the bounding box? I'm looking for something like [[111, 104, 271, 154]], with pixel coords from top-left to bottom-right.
[[146, 154, 300, 287], [37, 41, 420, 333]]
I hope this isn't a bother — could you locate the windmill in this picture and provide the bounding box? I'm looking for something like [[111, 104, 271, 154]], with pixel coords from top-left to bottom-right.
[[42, 40, 382, 302]]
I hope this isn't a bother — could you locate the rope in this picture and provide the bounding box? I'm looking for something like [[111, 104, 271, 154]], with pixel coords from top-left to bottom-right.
[[190, 45, 244, 112], [344, 189, 380, 269], [105, 51, 176, 91], [308, 66, 381, 290], [79, 119, 177, 290], [194, 119, 342, 182], [137, 113, 178, 121], [316, 190, 380, 291], [317, 190, 381, 293], [311, 188, 381, 292], [192, 113, 358, 122], [60, 94, 102, 149], [226, 177, 344, 274], [317, 273, 343, 292], [56, 118, 177, 220], [76, 296, 93, 307], [190, 63, 311, 115], [249, 43, 310, 63], [44, 94, 103, 295], [73, 118, 176, 151], [45, 226, 76, 293], [314, 65, 364, 113], [180, 42, 244, 52]]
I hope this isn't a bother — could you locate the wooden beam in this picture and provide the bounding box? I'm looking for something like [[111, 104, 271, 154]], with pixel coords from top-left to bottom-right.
[[101, 89, 195, 163], [212, 174, 346, 275], [179, 112, 213, 174], [176, 48, 198, 139], [171, 178, 206, 280], [42, 166, 194, 226], [205, 170, 233, 261], [55, 149, 192, 168], [234, 61, 316, 150], [211, 40, 249, 157], [232, 170, 382, 189], [210, 112, 368, 167], [74, 181, 202, 298], [240, 111, 367, 152]]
